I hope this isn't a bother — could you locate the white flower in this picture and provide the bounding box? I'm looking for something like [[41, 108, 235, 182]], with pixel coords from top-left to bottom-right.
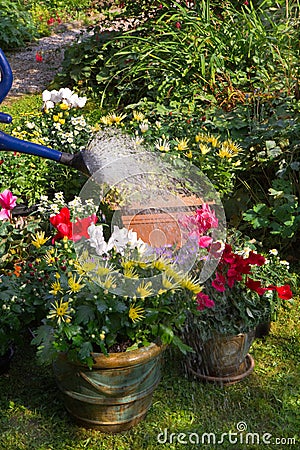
[[155, 138, 171, 152], [139, 121, 149, 133], [49, 89, 61, 104], [42, 90, 51, 102], [280, 260, 289, 267], [26, 122, 35, 129], [107, 226, 147, 255], [88, 224, 108, 255], [69, 93, 87, 108], [43, 100, 55, 111], [269, 249, 278, 256], [58, 87, 73, 102]]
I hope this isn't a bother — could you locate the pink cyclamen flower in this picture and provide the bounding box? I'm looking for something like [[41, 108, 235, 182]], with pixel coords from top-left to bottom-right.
[[0, 189, 17, 220]]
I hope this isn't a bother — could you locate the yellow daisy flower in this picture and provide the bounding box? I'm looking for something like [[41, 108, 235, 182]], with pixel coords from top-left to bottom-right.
[[136, 281, 153, 298], [129, 303, 145, 323], [174, 137, 189, 151], [68, 275, 84, 293], [49, 280, 63, 296], [48, 300, 71, 325], [31, 231, 49, 249], [179, 275, 202, 294], [133, 110, 145, 122], [199, 143, 211, 155]]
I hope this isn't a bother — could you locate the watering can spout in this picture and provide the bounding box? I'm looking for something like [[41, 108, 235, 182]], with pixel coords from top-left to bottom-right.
[[0, 129, 90, 175]]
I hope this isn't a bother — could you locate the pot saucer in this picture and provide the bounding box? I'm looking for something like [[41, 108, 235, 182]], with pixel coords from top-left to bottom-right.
[[186, 354, 255, 385]]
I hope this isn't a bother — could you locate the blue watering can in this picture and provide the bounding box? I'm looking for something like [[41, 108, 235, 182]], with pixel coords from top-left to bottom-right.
[[0, 48, 90, 175]]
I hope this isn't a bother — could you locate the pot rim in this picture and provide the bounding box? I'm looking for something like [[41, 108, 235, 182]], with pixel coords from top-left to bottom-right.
[[60, 343, 166, 369]]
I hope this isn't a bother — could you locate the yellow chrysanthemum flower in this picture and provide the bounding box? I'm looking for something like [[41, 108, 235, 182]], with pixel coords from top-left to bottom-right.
[[154, 138, 171, 152], [44, 250, 56, 265], [49, 280, 63, 296], [102, 274, 117, 290], [174, 137, 189, 151], [48, 300, 71, 325], [199, 143, 210, 155], [133, 110, 145, 122], [129, 303, 145, 323], [124, 267, 139, 279], [74, 260, 97, 275], [136, 281, 153, 298], [162, 274, 178, 290], [207, 135, 220, 147], [31, 231, 49, 249], [151, 258, 169, 272], [68, 275, 84, 293], [179, 275, 202, 294]]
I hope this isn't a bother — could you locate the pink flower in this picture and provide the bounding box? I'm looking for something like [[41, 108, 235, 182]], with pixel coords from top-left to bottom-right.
[[0, 189, 17, 220], [212, 272, 226, 292], [175, 22, 181, 29], [196, 292, 215, 311], [198, 235, 213, 248]]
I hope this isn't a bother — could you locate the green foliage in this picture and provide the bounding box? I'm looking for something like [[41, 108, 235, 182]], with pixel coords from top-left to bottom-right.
[[0, 91, 90, 205], [55, 0, 299, 110], [0, 0, 38, 50]]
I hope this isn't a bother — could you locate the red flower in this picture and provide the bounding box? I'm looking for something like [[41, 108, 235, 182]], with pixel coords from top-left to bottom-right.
[[175, 22, 181, 29], [50, 207, 97, 242], [72, 215, 98, 241], [35, 51, 43, 62], [212, 272, 226, 292], [47, 17, 55, 26], [268, 284, 293, 300], [246, 251, 266, 267], [196, 292, 215, 311], [246, 278, 268, 295]]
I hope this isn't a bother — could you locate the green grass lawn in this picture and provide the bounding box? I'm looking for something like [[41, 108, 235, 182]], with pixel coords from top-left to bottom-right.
[[0, 298, 299, 450]]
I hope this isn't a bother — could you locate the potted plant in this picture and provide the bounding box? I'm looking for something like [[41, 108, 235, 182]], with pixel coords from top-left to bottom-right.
[[16, 194, 214, 431], [182, 230, 296, 384]]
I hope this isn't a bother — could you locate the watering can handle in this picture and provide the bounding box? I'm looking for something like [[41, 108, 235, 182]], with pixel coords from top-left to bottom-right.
[[0, 48, 13, 106]]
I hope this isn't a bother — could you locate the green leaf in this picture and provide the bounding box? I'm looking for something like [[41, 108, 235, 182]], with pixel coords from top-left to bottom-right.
[[76, 305, 95, 324]]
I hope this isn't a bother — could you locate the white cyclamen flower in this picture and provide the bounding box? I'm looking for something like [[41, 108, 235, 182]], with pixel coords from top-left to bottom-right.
[[88, 224, 108, 255]]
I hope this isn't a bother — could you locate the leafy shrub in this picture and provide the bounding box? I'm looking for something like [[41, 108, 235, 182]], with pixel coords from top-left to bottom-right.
[[55, 0, 299, 110], [0, 0, 38, 50]]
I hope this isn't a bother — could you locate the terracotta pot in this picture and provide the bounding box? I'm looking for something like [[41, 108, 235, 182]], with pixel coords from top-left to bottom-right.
[[53, 343, 165, 432], [116, 194, 205, 247], [195, 331, 255, 378]]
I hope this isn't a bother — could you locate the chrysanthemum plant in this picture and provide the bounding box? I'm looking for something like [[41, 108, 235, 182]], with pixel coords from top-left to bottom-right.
[[23, 195, 221, 368]]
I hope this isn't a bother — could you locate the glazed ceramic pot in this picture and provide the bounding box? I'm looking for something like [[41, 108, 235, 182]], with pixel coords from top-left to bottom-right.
[[53, 343, 165, 432]]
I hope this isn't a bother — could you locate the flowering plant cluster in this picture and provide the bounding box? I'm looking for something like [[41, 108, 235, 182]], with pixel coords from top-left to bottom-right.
[[11, 88, 92, 155], [98, 108, 243, 197], [4, 195, 218, 368], [190, 232, 296, 342]]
